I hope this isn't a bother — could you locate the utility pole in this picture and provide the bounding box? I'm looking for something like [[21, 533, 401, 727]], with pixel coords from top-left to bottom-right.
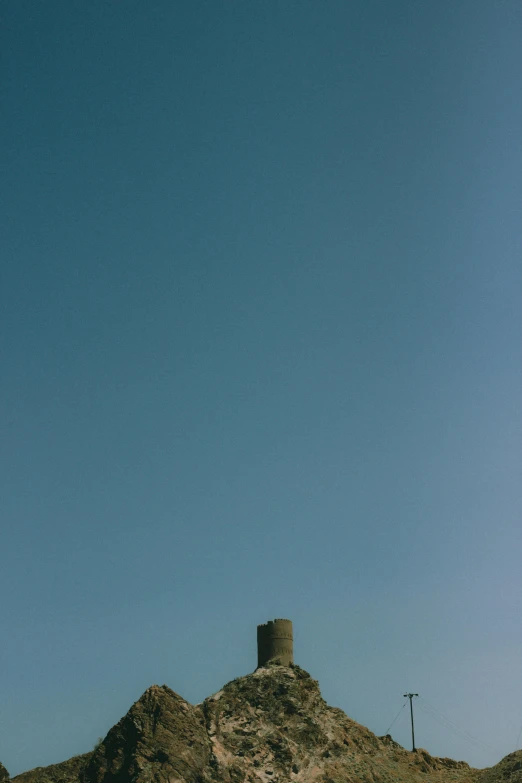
[[403, 693, 418, 751]]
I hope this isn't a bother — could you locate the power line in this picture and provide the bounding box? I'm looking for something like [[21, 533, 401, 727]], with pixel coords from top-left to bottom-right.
[[385, 701, 407, 735], [416, 698, 497, 753], [418, 697, 497, 750], [515, 721, 522, 750], [418, 702, 491, 751]]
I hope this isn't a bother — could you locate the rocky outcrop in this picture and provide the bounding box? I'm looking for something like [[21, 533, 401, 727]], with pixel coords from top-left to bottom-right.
[[477, 750, 522, 783], [0, 762, 10, 783], [200, 663, 476, 783], [12, 665, 517, 783], [12, 754, 91, 783], [80, 685, 210, 783]]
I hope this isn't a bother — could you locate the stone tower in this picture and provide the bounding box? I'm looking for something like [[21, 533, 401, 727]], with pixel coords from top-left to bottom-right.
[[257, 618, 293, 667]]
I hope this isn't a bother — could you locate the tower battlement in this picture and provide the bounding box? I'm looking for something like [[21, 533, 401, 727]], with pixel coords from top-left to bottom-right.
[[257, 618, 293, 667]]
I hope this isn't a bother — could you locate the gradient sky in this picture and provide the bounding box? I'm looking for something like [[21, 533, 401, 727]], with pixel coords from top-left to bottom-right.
[[1, 1, 521, 776]]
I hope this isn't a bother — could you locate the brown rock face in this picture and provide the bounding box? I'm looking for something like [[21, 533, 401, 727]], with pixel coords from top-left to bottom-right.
[[80, 685, 210, 783], [0, 762, 10, 783], [10, 667, 516, 783], [201, 664, 477, 783]]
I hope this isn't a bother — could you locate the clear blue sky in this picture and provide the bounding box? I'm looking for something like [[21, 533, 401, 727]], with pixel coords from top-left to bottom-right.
[[1, 1, 521, 776]]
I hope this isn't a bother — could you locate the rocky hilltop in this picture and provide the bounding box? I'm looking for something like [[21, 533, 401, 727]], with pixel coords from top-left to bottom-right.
[[5, 663, 520, 783]]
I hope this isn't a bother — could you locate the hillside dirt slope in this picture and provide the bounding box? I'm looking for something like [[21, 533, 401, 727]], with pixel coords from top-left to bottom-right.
[[8, 663, 514, 783]]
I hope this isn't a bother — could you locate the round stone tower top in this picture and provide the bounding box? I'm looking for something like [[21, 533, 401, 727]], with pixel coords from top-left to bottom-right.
[[257, 618, 294, 667]]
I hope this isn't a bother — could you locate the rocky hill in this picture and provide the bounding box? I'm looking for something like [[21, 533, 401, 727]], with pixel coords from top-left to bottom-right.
[[5, 663, 520, 783]]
